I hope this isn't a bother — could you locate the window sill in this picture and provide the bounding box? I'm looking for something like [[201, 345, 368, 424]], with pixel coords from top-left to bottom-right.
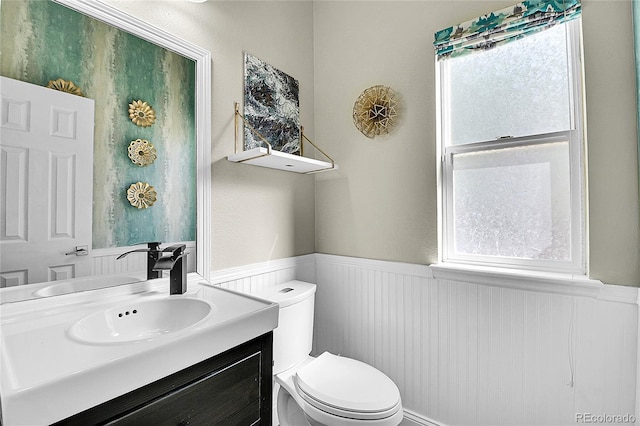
[[429, 263, 637, 303]]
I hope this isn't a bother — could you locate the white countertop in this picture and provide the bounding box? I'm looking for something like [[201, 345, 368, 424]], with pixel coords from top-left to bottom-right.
[[0, 276, 279, 425]]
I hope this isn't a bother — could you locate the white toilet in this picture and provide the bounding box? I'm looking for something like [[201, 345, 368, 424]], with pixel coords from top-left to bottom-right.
[[255, 280, 403, 426]]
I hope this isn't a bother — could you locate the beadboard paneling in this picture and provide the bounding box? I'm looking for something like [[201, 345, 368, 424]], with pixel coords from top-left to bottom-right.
[[92, 249, 146, 276], [206, 253, 638, 426], [210, 254, 315, 294], [91, 242, 196, 276], [314, 254, 638, 426]]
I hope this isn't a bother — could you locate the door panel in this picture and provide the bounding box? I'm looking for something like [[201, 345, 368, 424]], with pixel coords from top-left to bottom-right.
[[0, 76, 94, 286]]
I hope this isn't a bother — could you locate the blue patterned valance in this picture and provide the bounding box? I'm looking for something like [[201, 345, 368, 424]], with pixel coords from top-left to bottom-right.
[[434, 0, 581, 60]]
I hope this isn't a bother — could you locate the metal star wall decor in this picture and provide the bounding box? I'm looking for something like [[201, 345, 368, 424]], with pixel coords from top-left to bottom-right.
[[352, 85, 399, 139]]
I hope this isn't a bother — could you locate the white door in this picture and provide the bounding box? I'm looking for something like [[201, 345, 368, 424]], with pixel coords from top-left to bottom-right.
[[0, 76, 94, 286]]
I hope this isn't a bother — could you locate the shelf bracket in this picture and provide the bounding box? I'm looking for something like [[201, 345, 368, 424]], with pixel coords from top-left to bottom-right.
[[234, 102, 272, 157], [233, 102, 336, 173], [300, 126, 335, 172]]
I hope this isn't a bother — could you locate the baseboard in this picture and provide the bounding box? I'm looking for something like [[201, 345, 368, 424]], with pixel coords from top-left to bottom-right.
[[403, 408, 443, 426]]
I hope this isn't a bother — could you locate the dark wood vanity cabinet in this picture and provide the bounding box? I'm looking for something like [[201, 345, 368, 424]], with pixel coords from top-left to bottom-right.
[[55, 333, 273, 426]]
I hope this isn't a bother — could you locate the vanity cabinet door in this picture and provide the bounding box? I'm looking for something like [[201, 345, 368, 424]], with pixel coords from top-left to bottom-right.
[[108, 352, 261, 426], [55, 332, 272, 426]]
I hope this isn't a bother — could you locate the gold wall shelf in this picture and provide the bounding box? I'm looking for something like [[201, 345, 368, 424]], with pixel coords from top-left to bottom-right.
[[227, 103, 337, 174]]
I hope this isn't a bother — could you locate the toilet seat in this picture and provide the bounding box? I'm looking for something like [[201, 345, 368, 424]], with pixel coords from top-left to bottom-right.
[[293, 352, 402, 421]]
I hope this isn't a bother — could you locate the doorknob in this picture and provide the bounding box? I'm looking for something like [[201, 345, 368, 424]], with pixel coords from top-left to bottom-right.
[[65, 245, 89, 256]]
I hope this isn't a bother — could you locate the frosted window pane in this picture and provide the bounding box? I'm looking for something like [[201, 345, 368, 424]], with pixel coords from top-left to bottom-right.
[[452, 142, 571, 260], [448, 25, 571, 145]]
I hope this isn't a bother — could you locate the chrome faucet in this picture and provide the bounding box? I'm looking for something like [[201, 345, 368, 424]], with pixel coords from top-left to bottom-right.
[[116, 242, 162, 280], [152, 244, 188, 295]]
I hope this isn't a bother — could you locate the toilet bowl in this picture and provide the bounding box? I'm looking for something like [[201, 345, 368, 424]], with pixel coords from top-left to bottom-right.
[[276, 353, 403, 426], [254, 281, 403, 426]]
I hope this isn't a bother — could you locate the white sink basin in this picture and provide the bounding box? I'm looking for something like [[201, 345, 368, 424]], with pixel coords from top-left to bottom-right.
[[1, 280, 278, 425], [68, 297, 213, 344]]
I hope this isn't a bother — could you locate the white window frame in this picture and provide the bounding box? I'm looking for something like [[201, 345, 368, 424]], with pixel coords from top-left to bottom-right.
[[436, 19, 587, 275]]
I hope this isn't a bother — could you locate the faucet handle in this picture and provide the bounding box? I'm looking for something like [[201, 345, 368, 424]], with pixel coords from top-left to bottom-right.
[[146, 241, 162, 251], [116, 242, 163, 260], [161, 244, 186, 256], [116, 248, 148, 260]]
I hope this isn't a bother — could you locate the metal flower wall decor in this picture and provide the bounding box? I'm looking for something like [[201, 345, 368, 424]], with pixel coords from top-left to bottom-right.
[[127, 139, 157, 167], [126, 182, 157, 209], [353, 85, 399, 139], [126, 101, 158, 208], [128, 100, 156, 127], [47, 78, 84, 97]]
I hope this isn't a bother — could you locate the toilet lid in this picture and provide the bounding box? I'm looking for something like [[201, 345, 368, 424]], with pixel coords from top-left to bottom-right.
[[295, 352, 400, 415]]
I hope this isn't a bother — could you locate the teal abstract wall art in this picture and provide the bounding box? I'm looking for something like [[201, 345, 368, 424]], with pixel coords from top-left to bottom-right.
[[0, 0, 197, 249]]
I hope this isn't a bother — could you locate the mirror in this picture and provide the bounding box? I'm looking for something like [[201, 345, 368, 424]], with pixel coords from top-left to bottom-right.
[[0, 0, 211, 303]]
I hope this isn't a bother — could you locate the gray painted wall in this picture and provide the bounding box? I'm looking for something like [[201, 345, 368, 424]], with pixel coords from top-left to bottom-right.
[[105, 0, 638, 287], [313, 0, 639, 287], [103, 0, 317, 271]]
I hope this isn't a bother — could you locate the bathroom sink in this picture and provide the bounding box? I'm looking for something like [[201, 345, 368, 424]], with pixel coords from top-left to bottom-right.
[[68, 297, 213, 344]]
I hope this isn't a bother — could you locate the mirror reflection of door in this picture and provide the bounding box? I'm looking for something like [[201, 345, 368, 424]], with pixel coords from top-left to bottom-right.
[[1, 76, 94, 286]]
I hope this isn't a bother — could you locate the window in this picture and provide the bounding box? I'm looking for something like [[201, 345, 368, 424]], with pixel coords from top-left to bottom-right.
[[435, 3, 585, 274]]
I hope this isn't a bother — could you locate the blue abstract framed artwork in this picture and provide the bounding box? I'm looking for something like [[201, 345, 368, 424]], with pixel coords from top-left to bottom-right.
[[244, 53, 300, 155]]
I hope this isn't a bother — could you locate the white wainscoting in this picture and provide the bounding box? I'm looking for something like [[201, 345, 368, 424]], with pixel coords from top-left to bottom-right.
[[91, 241, 196, 276], [92, 247, 146, 276], [209, 254, 316, 293], [207, 253, 639, 426]]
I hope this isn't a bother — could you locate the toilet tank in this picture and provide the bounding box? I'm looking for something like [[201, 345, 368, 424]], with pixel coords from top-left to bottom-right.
[[254, 281, 316, 375]]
